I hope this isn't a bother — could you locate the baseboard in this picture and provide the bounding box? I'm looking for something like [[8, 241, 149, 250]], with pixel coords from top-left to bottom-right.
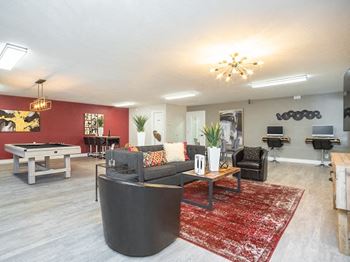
[[268, 156, 330, 165], [0, 153, 88, 165]]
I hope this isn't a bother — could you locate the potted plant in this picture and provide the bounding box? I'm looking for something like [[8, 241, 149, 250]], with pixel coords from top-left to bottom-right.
[[97, 117, 104, 136], [202, 123, 221, 171], [133, 115, 148, 146]]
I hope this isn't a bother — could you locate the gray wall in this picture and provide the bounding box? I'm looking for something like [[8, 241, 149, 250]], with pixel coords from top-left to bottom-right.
[[188, 92, 349, 160]]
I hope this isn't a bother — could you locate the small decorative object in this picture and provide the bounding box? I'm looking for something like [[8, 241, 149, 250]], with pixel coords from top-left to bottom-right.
[[29, 79, 52, 111], [202, 123, 221, 172], [276, 110, 321, 121], [194, 154, 206, 175], [97, 117, 104, 136], [220, 109, 243, 150], [210, 52, 263, 82], [0, 109, 40, 132], [133, 115, 148, 146], [84, 113, 104, 135], [153, 130, 162, 142]]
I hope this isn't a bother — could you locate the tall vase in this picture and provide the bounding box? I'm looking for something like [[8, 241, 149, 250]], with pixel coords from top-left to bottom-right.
[[137, 132, 146, 146], [98, 127, 104, 136], [207, 147, 220, 172]]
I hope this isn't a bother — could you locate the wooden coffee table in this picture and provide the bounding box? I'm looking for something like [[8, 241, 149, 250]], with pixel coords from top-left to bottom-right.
[[180, 167, 241, 210]]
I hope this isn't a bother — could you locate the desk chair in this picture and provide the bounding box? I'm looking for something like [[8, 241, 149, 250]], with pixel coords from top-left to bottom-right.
[[312, 139, 333, 167], [267, 138, 284, 163]]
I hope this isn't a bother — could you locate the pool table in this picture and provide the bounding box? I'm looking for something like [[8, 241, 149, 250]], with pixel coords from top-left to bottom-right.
[[5, 143, 81, 184]]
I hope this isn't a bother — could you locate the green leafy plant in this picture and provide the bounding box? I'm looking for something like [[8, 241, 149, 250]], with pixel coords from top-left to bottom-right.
[[202, 123, 221, 147], [97, 117, 104, 127], [133, 115, 148, 132]]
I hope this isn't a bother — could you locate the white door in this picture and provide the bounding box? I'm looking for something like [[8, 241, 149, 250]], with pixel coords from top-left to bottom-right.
[[152, 111, 165, 145], [186, 111, 206, 145]]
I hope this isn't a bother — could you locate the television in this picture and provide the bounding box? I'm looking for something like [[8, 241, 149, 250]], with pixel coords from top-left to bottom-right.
[[312, 125, 334, 137], [267, 126, 283, 136]]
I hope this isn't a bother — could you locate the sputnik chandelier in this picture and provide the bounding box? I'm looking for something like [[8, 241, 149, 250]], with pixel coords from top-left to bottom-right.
[[210, 52, 263, 82], [29, 79, 52, 111]]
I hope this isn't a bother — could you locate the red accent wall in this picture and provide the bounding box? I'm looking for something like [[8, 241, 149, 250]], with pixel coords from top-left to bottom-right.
[[0, 94, 129, 159]]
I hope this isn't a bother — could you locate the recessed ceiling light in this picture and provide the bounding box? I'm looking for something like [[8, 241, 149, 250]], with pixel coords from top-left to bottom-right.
[[250, 74, 309, 88], [163, 91, 199, 100], [0, 43, 28, 70], [113, 101, 136, 107]]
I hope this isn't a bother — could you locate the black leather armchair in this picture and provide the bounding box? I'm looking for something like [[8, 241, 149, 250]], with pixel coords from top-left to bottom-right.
[[232, 148, 268, 181], [98, 175, 182, 257]]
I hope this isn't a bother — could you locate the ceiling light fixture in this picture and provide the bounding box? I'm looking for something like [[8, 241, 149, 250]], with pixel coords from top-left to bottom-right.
[[113, 102, 136, 107], [0, 43, 28, 70], [210, 52, 263, 82], [250, 74, 309, 88], [30, 79, 52, 111], [163, 92, 198, 100]]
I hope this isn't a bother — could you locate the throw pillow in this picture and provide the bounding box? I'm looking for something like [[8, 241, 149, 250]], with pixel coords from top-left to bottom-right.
[[128, 146, 139, 152], [183, 142, 190, 161], [164, 142, 186, 162], [143, 150, 167, 167], [243, 146, 261, 161]]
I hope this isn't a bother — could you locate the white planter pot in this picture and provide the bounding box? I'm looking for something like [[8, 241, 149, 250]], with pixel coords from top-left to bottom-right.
[[207, 147, 221, 172], [98, 127, 104, 136], [137, 132, 146, 146]]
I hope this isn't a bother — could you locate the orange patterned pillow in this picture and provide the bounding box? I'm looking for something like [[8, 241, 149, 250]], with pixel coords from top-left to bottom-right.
[[143, 150, 167, 167]]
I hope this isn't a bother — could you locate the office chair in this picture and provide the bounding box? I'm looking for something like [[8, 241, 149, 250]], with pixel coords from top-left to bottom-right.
[[312, 139, 333, 167], [267, 138, 284, 163]]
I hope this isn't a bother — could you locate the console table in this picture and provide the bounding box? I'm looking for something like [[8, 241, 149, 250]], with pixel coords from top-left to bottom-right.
[[331, 152, 350, 255], [262, 136, 291, 143], [305, 137, 341, 144]]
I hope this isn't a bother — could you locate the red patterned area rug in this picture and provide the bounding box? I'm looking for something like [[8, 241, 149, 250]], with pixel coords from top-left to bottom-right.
[[179, 178, 304, 262]]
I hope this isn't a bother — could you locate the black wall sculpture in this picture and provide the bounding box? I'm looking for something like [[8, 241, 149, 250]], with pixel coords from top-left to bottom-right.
[[344, 107, 350, 119], [276, 110, 322, 121]]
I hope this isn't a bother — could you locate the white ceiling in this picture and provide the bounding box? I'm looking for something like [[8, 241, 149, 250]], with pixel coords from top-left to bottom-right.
[[0, 0, 349, 107]]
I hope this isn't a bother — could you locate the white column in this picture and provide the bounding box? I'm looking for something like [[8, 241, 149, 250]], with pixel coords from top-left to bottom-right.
[[28, 158, 36, 184], [13, 155, 20, 174], [64, 155, 71, 178]]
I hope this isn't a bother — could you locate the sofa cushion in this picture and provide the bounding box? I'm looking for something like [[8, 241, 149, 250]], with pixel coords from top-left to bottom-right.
[[170, 160, 195, 173], [164, 142, 185, 162], [143, 150, 167, 167], [243, 147, 261, 161], [144, 164, 177, 181], [237, 160, 261, 169]]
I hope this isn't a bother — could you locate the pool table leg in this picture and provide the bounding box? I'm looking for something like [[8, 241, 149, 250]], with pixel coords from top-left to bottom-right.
[[13, 155, 20, 174], [28, 157, 36, 185], [44, 156, 50, 169], [64, 155, 71, 178]]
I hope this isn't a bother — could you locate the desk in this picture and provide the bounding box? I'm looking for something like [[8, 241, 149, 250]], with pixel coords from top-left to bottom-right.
[[331, 152, 350, 255], [305, 137, 341, 144], [262, 136, 291, 143], [5, 143, 81, 184]]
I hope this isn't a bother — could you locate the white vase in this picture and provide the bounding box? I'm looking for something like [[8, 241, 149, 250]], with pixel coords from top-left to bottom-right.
[[98, 127, 104, 136], [137, 132, 146, 146], [207, 147, 221, 172]]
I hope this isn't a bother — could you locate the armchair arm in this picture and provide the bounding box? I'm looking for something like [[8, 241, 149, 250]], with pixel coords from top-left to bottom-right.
[[232, 148, 244, 167], [260, 149, 268, 181], [187, 145, 206, 160]]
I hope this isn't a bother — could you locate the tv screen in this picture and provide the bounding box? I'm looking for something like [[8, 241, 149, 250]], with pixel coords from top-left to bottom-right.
[[267, 126, 283, 136], [312, 125, 334, 137]]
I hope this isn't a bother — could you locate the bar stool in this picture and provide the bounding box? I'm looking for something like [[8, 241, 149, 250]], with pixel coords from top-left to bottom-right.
[[95, 137, 105, 158], [312, 139, 333, 167], [88, 136, 98, 158], [83, 136, 92, 156], [267, 138, 284, 163]]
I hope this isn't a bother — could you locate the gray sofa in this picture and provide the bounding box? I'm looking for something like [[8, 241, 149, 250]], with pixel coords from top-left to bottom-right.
[[105, 144, 205, 185]]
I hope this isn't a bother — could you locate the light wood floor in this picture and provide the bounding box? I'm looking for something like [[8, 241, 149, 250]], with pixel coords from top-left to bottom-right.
[[0, 158, 348, 262]]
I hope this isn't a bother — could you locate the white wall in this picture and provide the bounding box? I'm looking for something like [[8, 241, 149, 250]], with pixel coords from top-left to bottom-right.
[[129, 104, 187, 145], [129, 104, 166, 145], [166, 104, 186, 142]]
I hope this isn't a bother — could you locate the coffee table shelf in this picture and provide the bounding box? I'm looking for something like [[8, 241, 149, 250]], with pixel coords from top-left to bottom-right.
[[180, 167, 241, 210]]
